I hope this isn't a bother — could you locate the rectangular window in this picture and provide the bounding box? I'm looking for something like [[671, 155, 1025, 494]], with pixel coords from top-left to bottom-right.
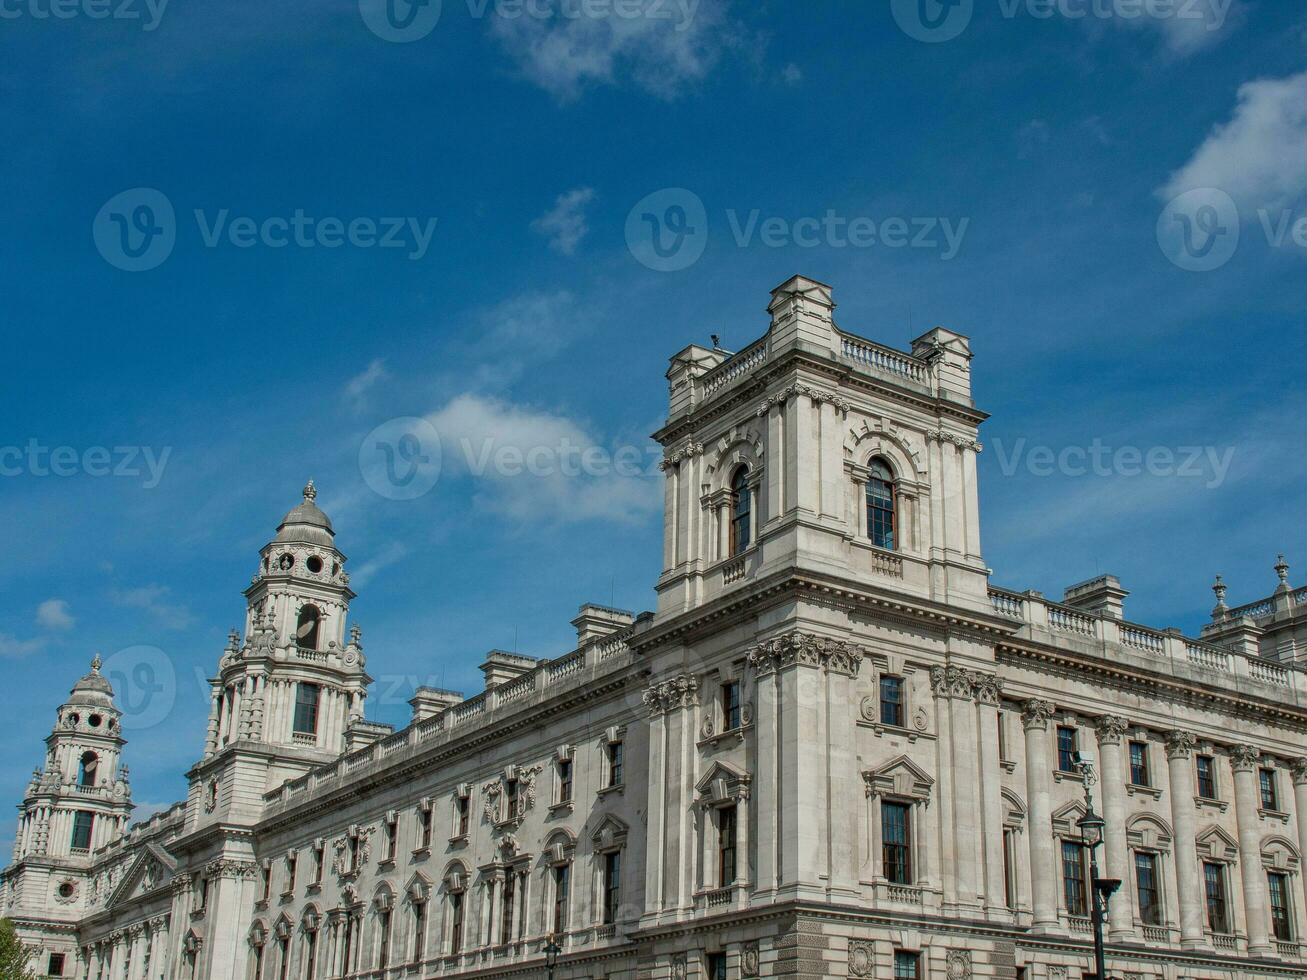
[[1129, 741, 1150, 787], [1135, 852, 1161, 926], [198, 876, 208, 911], [1261, 768, 1280, 811], [286, 853, 297, 893], [419, 806, 433, 849], [1057, 726, 1078, 773], [893, 951, 920, 979], [608, 741, 624, 788], [277, 937, 290, 980], [553, 863, 571, 934], [879, 675, 904, 728], [412, 901, 426, 963], [1270, 871, 1293, 941], [48, 954, 65, 977], [997, 711, 1008, 761], [376, 909, 391, 970], [70, 810, 94, 851], [500, 872, 516, 942], [1062, 841, 1089, 916], [1196, 755, 1217, 799], [348, 834, 360, 872], [721, 682, 741, 731], [504, 780, 519, 821], [384, 815, 398, 861], [603, 852, 621, 925], [706, 953, 727, 980], [1002, 829, 1016, 909], [882, 801, 912, 885], [312, 844, 324, 884], [557, 760, 573, 803], [252, 945, 264, 980], [449, 893, 464, 955], [262, 863, 272, 901], [718, 806, 738, 886], [1204, 862, 1229, 933], [292, 683, 320, 736], [304, 931, 317, 980], [456, 794, 470, 837]]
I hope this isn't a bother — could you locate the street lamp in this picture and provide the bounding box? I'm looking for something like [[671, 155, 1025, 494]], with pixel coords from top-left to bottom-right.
[[1073, 753, 1121, 980], [543, 934, 561, 980]]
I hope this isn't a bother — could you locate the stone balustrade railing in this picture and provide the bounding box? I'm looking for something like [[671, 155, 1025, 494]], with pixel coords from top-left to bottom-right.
[[263, 629, 639, 816], [839, 334, 929, 385], [700, 338, 768, 399], [987, 587, 1301, 694]]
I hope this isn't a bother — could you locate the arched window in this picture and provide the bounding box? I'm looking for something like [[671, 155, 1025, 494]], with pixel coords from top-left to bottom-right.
[[866, 458, 896, 550], [77, 751, 98, 787], [296, 605, 321, 650], [730, 467, 751, 556]]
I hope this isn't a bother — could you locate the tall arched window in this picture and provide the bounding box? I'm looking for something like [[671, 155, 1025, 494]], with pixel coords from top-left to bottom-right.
[[296, 605, 321, 650], [866, 458, 896, 551], [730, 467, 751, 556], [77, 751, 98, 787]]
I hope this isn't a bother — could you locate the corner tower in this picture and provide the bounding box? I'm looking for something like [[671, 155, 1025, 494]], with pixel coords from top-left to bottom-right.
[[654, 274, 989, 617]]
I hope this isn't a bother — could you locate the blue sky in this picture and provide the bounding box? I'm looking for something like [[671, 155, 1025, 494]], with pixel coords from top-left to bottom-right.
[[3, 0, 1306, 835]]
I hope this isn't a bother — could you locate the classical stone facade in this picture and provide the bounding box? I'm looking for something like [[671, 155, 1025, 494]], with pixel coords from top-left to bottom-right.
[[6, 274, 1307, 980]]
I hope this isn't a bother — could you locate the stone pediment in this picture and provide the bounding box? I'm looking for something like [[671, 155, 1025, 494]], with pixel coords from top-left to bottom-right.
[[1196, 825, 1240, 863], [861, 755, 933, 802], [105, 841, 176, 909], [695, 761, 751, 805]]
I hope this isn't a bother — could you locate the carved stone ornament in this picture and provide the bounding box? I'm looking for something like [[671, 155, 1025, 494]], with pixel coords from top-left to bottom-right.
[[912, 705, 929, 732], [859, 697, 878, 723], [946, 949, 972, 979], [848, 941, 875, 977], [1291, 758, 1307, 786], [670, 952, 688, 979], [753, 382, 851, 418], [1021, 698, 1055, 730], [1095, 715, 1129, 743], [740, 942, 760, 977], [659, 443, 704, 471], [1230, 744, 1262, 772], [745, 632, 864, 678], [1165, 730, 1198, 760], [972, 672, 1002, 705], [644, 674, 701, 714]]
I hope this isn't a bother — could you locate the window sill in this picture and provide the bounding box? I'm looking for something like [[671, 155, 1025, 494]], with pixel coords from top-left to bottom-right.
[[1195, 795, 1229, 813], [597, 784, 625, 799], [306, 882, 322, 894], [1000, 759, 1017, 773], [549, 800, 574, 815], [1052, 769, 1085, 783], [279, 890, 295, 903], [378, 858, 397, 871], [412, 846, 431, 858], [857, 718, 929, 742], [1260, 807, 1291, 823], [448, 834, 469, 847], [254, 899, 270, 912], [189, 909, 206, 921], [697, 723, 752, 749], [1126, 783, 1163, 800]]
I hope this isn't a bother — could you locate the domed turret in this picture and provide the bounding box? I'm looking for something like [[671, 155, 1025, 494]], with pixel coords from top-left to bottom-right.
[[273, 479, 335, 547]]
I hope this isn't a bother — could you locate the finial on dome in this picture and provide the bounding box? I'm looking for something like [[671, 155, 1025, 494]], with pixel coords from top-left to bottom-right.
[[1276, 554, 1290, 586], [303, 479, 317, 503], [90, 654, 102, 674]]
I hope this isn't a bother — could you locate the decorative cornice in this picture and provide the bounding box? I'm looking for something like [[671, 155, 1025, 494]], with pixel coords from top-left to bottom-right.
[[659, 443, 704, 471], [744, 631, 863, 678], [928, 429, 982, 453], [1095, 715, 1129, 744], [752, 382, 851, 418], [1165, 730, 1198, 761]]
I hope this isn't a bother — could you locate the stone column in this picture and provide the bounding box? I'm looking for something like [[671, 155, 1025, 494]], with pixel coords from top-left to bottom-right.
[[1096, 715, 1135, 939], [204, 689, 221, 756], [748, 649, 780, 900], [641, 685, 668, 923], [1232, 744, 1272, 954], [931, 671, 958, 908], [935, 666, 982, 911], [825, 644, 861, 900], [1166, 731, 1206, 948], [1021, 699, 1058, 930], [974, 675, 1008, 916]]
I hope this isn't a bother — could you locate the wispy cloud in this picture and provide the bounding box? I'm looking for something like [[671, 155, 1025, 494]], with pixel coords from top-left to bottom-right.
[[487, 0, 733, 101], [349, 541, 409, 588], [1160, 69, 1307, 213], [345, 358, 389, 409], [36, 598, 74, 631], [531, 187, 595, 255], [110, 585, 194, 631], [0, 633, 46, 659]]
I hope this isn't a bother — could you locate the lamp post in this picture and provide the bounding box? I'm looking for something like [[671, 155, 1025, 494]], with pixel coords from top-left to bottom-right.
[[1074, 753, 1121, 980], [544, 934, 561, 980]]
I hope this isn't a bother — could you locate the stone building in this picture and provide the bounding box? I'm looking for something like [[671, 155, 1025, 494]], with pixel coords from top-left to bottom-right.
[[5, 274, 1307, 980]]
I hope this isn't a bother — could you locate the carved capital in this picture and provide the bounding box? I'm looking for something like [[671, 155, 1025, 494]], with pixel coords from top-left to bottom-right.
[[1095, 715, 1130, 744], [1020, 698, 1055, 731], [1165, 730, 1198, 761], [971, 671, 1002, 706], [644, 673, 701, 714], [1230, 744, 1262, 773], [744, 631, 863, 678], [929, 665, 973, 700], [1291, 758, 1307, 786]]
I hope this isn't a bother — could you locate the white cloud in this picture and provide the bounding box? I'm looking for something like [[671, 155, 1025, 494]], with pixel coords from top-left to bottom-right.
[[36, 599, 74, 631], [1160, 70, 1307, 213], [349, 542, 409, 588], [487, 0, 732, 101], [345, 359, 388, 407], [426, 393, 660, 524], [781, 63, 802, 85], [0, 633, 45, 659], [111, 585, 194, 631], [531, 187, 595, 255]]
